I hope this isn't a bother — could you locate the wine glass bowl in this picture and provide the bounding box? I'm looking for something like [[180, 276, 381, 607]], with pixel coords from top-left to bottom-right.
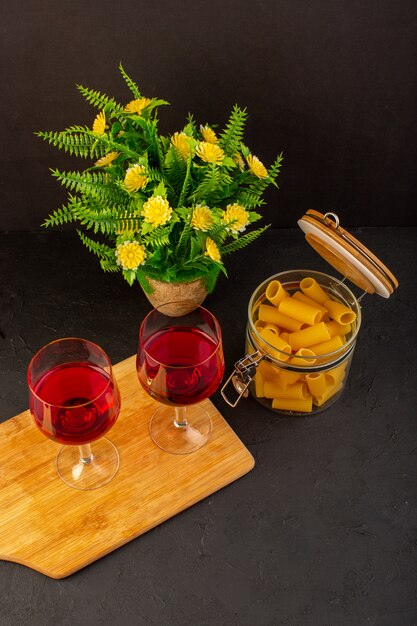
[[28, 338, 121, 490], [137, 304, 225, 454]]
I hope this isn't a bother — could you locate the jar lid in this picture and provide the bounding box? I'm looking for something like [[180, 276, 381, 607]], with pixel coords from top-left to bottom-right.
[[297, 210, 398, 298]]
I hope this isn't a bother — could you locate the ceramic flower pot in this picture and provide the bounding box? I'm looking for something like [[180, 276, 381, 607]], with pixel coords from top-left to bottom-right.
[[143, 278, 208, 316]]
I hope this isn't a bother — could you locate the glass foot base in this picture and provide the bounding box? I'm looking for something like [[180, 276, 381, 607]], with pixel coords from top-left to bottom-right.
[[149, 405, 212, 455], [56, 438, 120, 490]]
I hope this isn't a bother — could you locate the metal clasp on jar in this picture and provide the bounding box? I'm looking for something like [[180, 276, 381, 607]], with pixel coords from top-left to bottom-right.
[[221, 350, 264, 407]]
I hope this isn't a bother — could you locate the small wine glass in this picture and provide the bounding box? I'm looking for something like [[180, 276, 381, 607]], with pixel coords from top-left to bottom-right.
[[27, 337, 121, 490], [137, 303, 225, 455]]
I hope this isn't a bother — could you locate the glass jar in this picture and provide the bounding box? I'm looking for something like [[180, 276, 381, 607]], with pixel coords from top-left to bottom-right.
[[245, 269, 361, 415], [220, 211, 397, 416]]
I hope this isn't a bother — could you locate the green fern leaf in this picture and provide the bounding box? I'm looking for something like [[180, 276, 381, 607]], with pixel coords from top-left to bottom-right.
[[236, 191, 266, 210], [100, 258, 120, 272], [164, 145, 187, 199], [143, 225, 171, 248], [42, 196, 81, 227], [76, 84, 124, 115], [36, 128, 106, 159], [77, 207, 142, 236], [52, 169, 129, 206], [77, 230, 115, 259], [219, 105, 247, 156], [189, 164, 222, 202], [175, 213, 192, 262], [220, 225, 270, 255], [119, 63, 141, 99], [207, 221, 231, 244], [178, 155, 192, 208]]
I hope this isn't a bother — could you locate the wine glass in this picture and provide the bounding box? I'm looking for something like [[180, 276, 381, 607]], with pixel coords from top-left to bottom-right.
[[137, 303, 225, 455], [27, 338, 121, 490]]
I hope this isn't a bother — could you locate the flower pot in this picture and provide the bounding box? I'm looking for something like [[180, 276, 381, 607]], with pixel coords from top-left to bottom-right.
[[143, 277, 208, 316]]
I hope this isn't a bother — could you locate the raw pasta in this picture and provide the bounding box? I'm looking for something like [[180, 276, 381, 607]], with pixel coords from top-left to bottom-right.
[[288, 322, 331, 351], [258, 304, 303, 332], [324, 298, 356, 325], [300, 277, 329, 305], [278, 297, 322, 326], [251, 275, 356, 413], [272, 396, 313, 413], [266, 280, 290, 306]]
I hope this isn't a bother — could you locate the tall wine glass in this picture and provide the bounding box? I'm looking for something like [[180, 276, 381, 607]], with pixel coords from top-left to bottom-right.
[[27, 338, 121, 490], [137, 303, 225, 455]]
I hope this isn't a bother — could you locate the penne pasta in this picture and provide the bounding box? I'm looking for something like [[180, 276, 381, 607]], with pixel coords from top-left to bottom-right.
[[272, 396, 313, 413], [290, 348, 317, 365], [259, 328, 292, 362], [325, 320, 351, 337], [278, 297, 322, 326], [257, 360, 278, 381], [288, 322, 331, 352], [325, 362, 347, 386], [254, 319, 266, 332], [324, 298, 357, 325], [277, 368, 300, 386], [308, 335, 344, 357], [254, 371, 265, 397], [263, 323, 280, 335], [268, 381, 309, 400], [292, 291, 328, 321], [249, 275, 357, 412], [312, 382, 343, 407], [266, 280, 290, 306], [300, 277, 329, 305], [258, 304, 303, 332], [306, 372, 327, 396]]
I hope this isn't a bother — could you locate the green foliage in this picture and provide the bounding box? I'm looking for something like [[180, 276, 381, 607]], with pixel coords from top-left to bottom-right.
[[220, 225, 270, 256], [77, 230, 115, 259], [37, 66, 283, 289], [119, 63, 141, 99], [76, 84, 124, 115], [219, 105, 247, 156], [36, 127, 105, 159]]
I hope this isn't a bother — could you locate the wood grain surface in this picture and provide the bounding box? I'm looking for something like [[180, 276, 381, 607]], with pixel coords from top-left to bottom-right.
[[0, 355, 254, 579]]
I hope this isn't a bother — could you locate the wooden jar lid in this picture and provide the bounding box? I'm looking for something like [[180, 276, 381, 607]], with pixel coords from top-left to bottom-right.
[[297, 210, 398, 297]]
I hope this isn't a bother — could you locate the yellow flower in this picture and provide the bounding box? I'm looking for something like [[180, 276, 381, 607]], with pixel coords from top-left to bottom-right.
[[171, 132, 192, 160], [247, 154, 268, 178], [205, 238, 221, 263], [222, 204, 250, 234], [200, 125, 218, 144], [95, 151, 119, 167], [142, 196, 172, 227], [115, 241, 147, 271], [196, 141, 224, 164], [124, 97, 153, 115], [191, 205, 213, 231], [92, 111, 106, 136], [124, 164, 149, 192], [233, 153, 245, 171]]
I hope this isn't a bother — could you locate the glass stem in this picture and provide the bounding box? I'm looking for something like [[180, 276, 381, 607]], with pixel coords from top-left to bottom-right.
[[79, 444, 93, 464], [174, 407, 188, 429]]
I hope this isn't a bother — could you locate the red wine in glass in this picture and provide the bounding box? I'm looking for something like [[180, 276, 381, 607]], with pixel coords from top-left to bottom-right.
[[137, 304, 225, 455], [138, 327, 224, 406], [31, 362, 119, 445], [28, 338, 121, 490]]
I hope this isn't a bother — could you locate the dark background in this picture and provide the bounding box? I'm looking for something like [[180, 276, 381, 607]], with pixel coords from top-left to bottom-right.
[[0, 0, 416, 231]]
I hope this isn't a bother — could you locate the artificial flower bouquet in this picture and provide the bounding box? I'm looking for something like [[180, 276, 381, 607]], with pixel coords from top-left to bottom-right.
[[38, 65, 283, 293]]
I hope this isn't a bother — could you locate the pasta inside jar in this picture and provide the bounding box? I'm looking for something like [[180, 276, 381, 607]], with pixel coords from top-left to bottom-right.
[[246, 270, 362, 415]]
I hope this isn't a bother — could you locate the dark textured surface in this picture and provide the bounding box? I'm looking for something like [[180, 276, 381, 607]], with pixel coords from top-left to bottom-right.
[[1, 0, 417, 229], [0, 227, 416, 625]]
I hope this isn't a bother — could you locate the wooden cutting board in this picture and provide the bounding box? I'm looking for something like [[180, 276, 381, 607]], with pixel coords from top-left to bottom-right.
[[0, 355, 254, 579]]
